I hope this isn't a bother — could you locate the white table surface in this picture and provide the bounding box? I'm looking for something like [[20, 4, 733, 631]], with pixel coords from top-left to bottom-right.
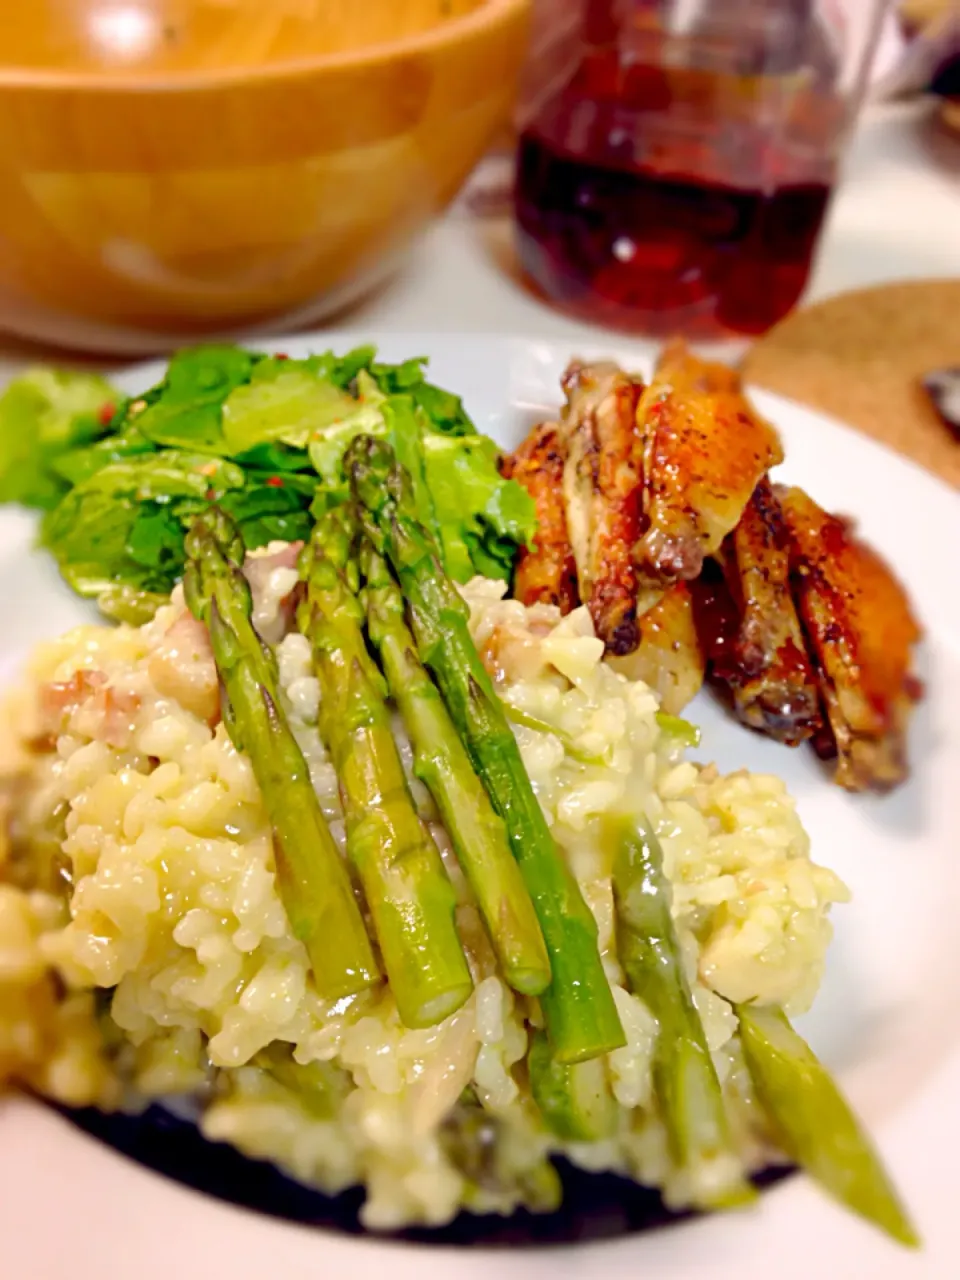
[[0, 98, 955, 376]]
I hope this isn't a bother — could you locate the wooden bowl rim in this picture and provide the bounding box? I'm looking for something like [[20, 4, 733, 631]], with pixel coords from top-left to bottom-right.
[[0, 0, 530, 94]]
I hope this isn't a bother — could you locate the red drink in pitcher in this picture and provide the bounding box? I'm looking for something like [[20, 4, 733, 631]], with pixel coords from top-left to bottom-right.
[[514, 3, 885, 338]]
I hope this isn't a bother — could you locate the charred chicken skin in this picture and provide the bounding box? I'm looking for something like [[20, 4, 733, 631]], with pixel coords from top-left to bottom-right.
[[717, 477, 823, 746], [500, 422, 580, 614], [500, 343, 922, 792], [635, 343, 784, 590], [777, 486, 922, 792], [560, 361, 645, 654]]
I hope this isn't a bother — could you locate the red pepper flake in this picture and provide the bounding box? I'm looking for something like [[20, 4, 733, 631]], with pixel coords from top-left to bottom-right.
[[98, 401, 116, 425], [205, 487, 216, 501], [274, 352, 290, 361], [265, 475, 284, 488]]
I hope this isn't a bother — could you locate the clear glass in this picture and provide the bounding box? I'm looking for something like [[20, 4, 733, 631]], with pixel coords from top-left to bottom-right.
[[513, 0, 891, 339]]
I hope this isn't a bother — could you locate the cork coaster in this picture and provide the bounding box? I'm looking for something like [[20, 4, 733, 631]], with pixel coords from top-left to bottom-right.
[[741, 280, 960, 489]]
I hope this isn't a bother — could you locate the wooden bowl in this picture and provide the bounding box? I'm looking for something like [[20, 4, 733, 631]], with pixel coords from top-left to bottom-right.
[[0, 0, 531, 353]]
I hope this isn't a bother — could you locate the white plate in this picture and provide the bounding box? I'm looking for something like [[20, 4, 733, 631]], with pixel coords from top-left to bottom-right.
[[1, 333, 957, 1280]]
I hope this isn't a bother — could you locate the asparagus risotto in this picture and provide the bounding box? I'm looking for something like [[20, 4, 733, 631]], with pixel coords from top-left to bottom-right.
[[0, 558, 847, 1229]]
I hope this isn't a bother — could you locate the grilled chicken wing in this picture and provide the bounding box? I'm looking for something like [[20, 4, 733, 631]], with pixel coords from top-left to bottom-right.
[[652, 343, 742, 397], [501, 422, 580, 613], [503, 344, 922, 794], [560, 361, 646, 654], [608, 582, 705, 714], [778, 485, 922, 791], [718, 478, 823, 746], [635, 342, 784, 590]]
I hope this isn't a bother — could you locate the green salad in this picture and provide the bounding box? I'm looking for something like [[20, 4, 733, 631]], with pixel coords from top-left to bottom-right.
[[0, 346, 536, 623]]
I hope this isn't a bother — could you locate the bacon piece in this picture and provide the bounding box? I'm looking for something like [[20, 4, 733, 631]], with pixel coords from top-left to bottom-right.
[[38, 669, 141, 749], [243, 541, 304, 644], [148, 611, 219, 725], [38, 670, 107, 735]]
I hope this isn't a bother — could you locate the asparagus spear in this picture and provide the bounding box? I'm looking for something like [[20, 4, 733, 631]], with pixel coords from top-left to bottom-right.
[[528, 1029, 618, 1142], [347, 436, 625, 1064], [183, 508, 380, 1000], [361, 540, 551, 997], [298, 508, 473, 1030], [254, 1043, 352, 1120], [611, 816, 754, 1208], [735, 1002, 919, 1247]]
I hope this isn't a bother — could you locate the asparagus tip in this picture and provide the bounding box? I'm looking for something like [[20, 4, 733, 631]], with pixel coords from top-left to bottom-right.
[[735, 1003, 920, 1248]]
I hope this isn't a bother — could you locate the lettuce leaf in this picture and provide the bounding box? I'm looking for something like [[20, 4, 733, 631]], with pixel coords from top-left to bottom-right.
[[368, 356, 476, 436], [131, 345, 258, 453], [67, 451, 245, 503], [45, 491, 159, 601], [10, 343, 535, 614], [222, 362, 357, 454], [109, 345, 378, 462], [381, 395, 441, 547], [40, 451, 248, 611], [51, 428, 157, 487], [423, 435, 537, 582], [230, 441, 314, 473], [0, 368, 118, 510], [304, 375, 531, 581], [307, 384, 388, 501], [219, 472, 317, 549], [126, 505, 185, 571]]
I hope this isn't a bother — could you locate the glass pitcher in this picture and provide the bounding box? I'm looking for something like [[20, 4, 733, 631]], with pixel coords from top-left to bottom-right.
[[513, 0, 891, 338]]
